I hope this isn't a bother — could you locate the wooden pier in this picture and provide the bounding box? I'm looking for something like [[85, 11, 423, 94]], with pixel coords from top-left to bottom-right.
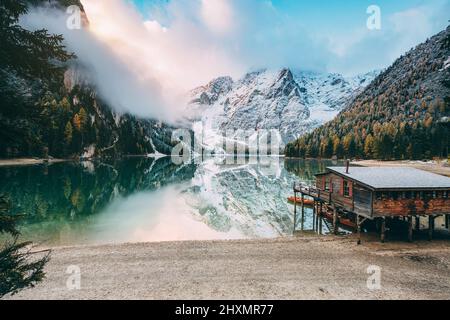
[[293, 164, 450, 243]]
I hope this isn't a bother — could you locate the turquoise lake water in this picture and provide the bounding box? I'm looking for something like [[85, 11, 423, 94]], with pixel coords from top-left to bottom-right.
[[0, 157, 339, 245]]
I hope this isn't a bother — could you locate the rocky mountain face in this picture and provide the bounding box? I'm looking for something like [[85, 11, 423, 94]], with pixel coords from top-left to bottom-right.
[[0, 0, 176, 159], [63, 65, 176, 158], [286, 26, 450, 160], [55, 2, 177, 159], [293, 70, 380, 123], [188, 68, 378, 150]]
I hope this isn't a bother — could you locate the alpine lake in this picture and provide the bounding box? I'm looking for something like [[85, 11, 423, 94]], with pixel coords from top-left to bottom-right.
[[0, 157, 343, 246]]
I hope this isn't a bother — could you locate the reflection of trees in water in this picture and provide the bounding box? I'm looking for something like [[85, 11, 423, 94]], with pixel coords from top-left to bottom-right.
[[284, 159, 340, 184], [0, 158, 197, 224]]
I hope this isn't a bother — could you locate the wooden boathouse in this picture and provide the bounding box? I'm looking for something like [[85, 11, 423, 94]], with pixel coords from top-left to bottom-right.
[[293, 164, 450, 243]]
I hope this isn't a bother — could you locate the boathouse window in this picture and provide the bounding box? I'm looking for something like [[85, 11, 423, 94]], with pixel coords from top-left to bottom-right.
[[325, 178, 330, 191], [404, 191, 411, 199], [343, 181, 350, 197], [413, 191, 421, 200], [423, 191, 433, 199], [444, 191, 448, 198]]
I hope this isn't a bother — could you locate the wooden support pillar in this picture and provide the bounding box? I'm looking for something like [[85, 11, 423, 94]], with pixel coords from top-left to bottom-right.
[[428, 216, 434, 241], [357, 215, 362, 245], [301, 193, 305, 231], [319, 202, 323, 235], [415, 216, 420, 231], [446, 214, 449, 230], [408, 216, 414, 243], [312, 201, 316, 231], [381, 217, 386, 243], [293, 191, 297, 233], [333, 205, 338, 235], [316, 202, 319, 231]]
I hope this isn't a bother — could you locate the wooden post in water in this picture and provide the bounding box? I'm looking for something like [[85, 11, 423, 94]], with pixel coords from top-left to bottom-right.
[[313, 201, 316, 231], [333, 205, 338, 235], [301, 193, 305, 231], [316, 202, 319, 231], [428, 216, 434, 241], [381, 217, 386, 243], [408, 216, 414, 243], [319, 202, 323, 235], [293, 189, 297, 233]]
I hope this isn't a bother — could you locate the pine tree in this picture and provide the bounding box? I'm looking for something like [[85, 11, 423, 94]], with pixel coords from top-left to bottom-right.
[[343, 134, 356, 157], [78, 107, 88, 131], [332, 136, 343, 159], [77, 107, 88, 148], [0, 195, 50, 298], [364, 134, 374, 158], [371, 136, 381, 160], [0, 1, 75, 84], [60, 97, 71, 113], [64, 121, 73, 145], [73, 114, 81, 131]]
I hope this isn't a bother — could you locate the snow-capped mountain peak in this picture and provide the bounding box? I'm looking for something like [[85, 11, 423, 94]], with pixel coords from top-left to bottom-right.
[[190, 76, 233, 106], [188, 68, 379, 151]]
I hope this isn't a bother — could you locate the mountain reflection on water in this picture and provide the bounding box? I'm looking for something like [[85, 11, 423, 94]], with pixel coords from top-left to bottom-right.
[[0, 157, 339, 245]]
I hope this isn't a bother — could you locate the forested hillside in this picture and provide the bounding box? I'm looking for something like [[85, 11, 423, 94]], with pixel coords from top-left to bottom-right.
[[286, 26, 450, 160], [0, 0, 175, 159]]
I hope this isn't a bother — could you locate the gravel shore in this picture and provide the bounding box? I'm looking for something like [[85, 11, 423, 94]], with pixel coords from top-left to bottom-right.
[[5, 235, 450, 300], [0, 158, 66, 167], [352, 160, 450, 177]]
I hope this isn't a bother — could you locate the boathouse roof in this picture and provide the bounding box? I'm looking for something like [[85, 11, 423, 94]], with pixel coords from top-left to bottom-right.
[[323, 167, 450, 191]]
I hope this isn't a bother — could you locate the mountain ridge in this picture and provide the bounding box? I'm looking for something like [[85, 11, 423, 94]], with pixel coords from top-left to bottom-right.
[[286, 26, 450, 160]]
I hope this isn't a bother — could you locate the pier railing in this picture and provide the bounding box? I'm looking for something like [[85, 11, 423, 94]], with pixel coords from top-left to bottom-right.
[[293, 182, 321, 199]]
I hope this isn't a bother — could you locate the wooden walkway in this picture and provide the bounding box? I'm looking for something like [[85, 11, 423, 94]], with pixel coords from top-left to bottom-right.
[[292, 183, 335, 236], [292, 182, 367, 244]]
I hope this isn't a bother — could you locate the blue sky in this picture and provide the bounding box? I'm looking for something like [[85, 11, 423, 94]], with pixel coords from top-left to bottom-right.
[[131, 0, 446, 32], [132, 0, 428, 17], [127, 0, 450, 75]]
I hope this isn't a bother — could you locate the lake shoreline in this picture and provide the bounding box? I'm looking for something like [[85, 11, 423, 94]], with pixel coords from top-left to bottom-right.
[[0, 158, 70, 167], [3, 157, 448, 174], [0, 155, 152, 167], [285, 157, 450, 177], [5, 235, 450, 300]]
